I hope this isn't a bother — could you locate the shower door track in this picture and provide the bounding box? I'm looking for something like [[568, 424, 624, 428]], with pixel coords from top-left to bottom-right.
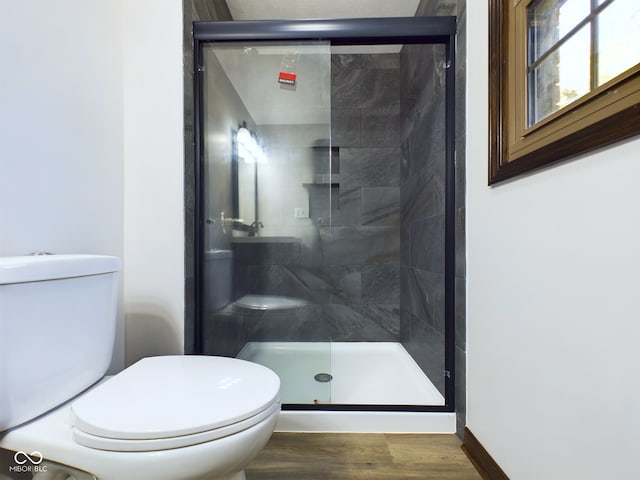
[[192, 16, 457, 414]]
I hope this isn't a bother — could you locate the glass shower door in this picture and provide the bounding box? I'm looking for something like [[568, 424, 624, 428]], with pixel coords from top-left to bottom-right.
[[199, 41, 333, 405]]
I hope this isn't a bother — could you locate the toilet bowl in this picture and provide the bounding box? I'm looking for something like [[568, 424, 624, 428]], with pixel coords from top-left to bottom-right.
[[0, 255, 280, 480], [1, 356, 280, 480]]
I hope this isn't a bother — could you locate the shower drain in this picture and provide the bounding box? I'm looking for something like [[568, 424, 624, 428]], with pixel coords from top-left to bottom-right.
[[314, 372, 333, 383]]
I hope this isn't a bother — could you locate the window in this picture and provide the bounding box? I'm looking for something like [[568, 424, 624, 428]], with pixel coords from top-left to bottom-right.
[[489, 0, 640, 184]]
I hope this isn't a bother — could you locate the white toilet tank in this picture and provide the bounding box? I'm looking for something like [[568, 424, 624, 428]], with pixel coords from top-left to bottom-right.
[[0, 254, 120, 432]]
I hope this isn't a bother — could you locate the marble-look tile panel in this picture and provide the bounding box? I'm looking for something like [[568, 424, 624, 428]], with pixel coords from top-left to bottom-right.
[[333, 53, 401, 71], [400, 219, 411, 267], [455, 276, 466, 350], [454, 0, 468, 434], [400, 45, 438, 117], [358, 304, 400, 339], [410, 215, 445, 274], [455, 133, 466, 210], [362, 187, 400, 227], [325, 304, 399, 342], [333, 186, 362, 226], [362, 264, 400, 304], [331, 108, 361, 148], [432, 272, 446, 334], [360, 104, 403, 148], [400, 266, 433, 326], [340, 147, 402, 187], [455, 344, 466, 437], [402, 313, 445, 396], [289, 265, 362, 305], [191, 0, 232, 21], [241, 304, 328, 343], [399, 306, 412, 345], [285, 265, 359, 304], [415, 0, 456, 15], [455, 207, 466, 279], [402, 102, 446, 182], [401, 47, 446, 137], [320, 226, 400, 265], [276, 265, 331, 304], [332, 55, 401, 110], [401, 161, 438, 225], [235, 264, 343, 304], [325, 266, 362, 305]]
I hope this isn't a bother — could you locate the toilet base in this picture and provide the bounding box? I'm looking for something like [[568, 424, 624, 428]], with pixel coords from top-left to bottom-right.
[[18, 461, 247, 480], [0, 395, 279, 480], [0, 451, 251, 480]]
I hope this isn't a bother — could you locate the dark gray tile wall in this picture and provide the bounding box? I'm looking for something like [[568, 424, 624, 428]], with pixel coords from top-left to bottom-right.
[[399, 40, 447, 398], [412, 0, 468, 438], [324, 53, 403, 341], [455, 0, 468, 439], [182, 0, 233, 355]]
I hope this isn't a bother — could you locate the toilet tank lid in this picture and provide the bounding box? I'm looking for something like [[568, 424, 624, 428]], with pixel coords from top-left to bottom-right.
[[0, 254, 121, 285]]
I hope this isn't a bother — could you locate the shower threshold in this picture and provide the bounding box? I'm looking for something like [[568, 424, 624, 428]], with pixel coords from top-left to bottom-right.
[[237, 342, 455, 433]]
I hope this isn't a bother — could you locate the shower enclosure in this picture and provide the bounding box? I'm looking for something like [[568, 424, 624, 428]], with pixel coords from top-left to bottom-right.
[[193, 17, 456, 421]]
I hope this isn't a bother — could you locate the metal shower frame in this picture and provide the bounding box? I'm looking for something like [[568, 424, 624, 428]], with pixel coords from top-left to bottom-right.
[[192, 16, 457, 413]]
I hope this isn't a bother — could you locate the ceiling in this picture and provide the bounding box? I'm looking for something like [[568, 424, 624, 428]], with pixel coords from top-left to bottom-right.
[[225, 0, 421, 21], [214, 0, 421, 126]]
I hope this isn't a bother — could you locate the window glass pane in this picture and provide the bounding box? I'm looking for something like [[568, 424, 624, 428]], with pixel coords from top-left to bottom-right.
[[528, 0, 591, 63], [529, 25, 591, 125], [597, 0, 640, 86]]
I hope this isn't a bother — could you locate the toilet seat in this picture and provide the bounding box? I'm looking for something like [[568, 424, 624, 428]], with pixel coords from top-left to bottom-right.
[[69, 356, 280, 452]]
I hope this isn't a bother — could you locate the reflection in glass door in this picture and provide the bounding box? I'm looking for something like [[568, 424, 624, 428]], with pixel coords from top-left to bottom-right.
[[200, 41, 333, 405]]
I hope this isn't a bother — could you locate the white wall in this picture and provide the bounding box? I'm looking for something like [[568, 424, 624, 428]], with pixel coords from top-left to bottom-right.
[[123, 0, 185, 365], [466, 2, 640, 479], [0, 1, 126, 371], [0, 0, 186, 371]]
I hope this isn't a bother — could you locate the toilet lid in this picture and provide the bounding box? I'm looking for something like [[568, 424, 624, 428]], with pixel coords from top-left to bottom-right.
[[70, 356, 280, 451]]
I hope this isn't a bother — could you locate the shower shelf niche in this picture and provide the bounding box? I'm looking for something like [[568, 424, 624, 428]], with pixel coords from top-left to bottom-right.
[[302, 173, 341, 187], [302, 182, 339, 187]]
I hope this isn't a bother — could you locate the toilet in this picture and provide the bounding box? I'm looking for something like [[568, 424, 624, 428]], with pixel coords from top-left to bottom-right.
[[0, 254, 280, 480]]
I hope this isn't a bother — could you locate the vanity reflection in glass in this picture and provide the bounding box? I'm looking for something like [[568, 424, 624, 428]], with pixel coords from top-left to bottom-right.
[[230, 121, 336, 240], [231, 122, 265, 237]]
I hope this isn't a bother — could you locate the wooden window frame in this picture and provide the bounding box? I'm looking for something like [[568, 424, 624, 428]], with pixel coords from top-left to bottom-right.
[[489, 0, 640, 185]]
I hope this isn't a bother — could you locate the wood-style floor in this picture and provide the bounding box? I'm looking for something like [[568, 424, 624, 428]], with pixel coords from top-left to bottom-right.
[[246, 433, 484, 480]]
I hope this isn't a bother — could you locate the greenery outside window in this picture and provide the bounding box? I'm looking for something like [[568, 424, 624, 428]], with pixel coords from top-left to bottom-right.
[[489, 0, 640, 184]]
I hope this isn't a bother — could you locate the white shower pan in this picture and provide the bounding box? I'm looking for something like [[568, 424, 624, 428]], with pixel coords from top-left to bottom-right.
[[237, 341, 455, 433]]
